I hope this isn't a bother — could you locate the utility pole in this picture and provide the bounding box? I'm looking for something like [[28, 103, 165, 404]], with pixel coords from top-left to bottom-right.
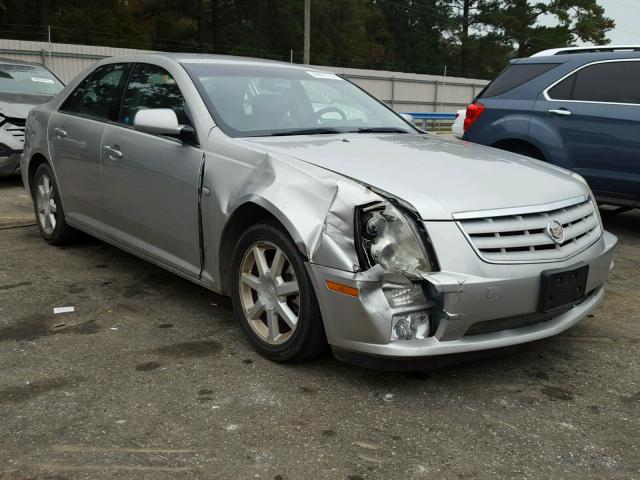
[[460, 0, 471, 77], [304, 0, 310, 64], [47, 25, 52, 66]]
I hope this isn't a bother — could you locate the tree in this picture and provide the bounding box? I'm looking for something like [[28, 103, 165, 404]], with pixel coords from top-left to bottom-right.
[[448, 0, 486, 76], [374, 0, 454, 74], [47, 0, 150, 48], [0, 0, 616, 80], [479, 0, 614, 57]]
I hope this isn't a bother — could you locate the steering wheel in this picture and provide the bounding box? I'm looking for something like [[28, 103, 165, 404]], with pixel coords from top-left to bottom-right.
[[315, 106, 347, 121]]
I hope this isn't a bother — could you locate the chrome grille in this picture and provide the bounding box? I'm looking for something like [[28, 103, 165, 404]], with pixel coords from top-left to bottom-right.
[[458, 198, 601, 263], [5, 118, 25, 143]]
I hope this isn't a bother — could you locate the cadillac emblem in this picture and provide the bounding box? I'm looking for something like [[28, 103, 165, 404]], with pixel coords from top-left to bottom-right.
[[547, 220, 565, 244]]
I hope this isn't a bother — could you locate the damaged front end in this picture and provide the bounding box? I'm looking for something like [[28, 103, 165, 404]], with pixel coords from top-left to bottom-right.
[[306, 182, 616, 365], [307, 184, 448, 348]]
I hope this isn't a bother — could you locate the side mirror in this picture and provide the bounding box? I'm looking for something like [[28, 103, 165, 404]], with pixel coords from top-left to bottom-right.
[[400, 113, 415, 124], [133, 108, 192, 138]]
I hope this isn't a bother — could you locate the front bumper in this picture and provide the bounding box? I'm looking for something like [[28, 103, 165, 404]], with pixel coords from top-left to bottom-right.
[[307, 230, 617, 361]]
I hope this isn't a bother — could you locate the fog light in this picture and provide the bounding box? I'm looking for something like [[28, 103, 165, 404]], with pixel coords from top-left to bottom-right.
[[383, 283, 426, 308], [391, 311, 430, 341]]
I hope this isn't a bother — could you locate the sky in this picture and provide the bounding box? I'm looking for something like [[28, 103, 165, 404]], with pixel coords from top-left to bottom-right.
[[535, 0, 640, 45], [596, 0, 640, 45]]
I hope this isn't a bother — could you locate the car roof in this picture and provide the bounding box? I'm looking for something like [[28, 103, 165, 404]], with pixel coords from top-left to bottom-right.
[[531, 45, 640, 56], [511, 49, 640, 65], [101, 52, 315, 72]]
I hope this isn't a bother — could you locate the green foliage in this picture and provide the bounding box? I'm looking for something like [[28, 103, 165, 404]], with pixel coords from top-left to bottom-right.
[[477, 0, 615, 57], [0, 0, 616, 79], [49, 0, 150, 48]]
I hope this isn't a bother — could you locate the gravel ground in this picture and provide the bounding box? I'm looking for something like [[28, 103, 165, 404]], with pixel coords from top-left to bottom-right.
[[0, 175, 638, 480]]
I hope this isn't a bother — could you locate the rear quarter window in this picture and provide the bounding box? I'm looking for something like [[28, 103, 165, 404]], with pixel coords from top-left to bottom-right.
[[480, 63, 560, 98], [548, 61, 640, 104]]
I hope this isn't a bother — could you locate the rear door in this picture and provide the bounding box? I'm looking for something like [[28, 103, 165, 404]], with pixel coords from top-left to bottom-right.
[[532, 59, 640, 204], [49, 63, 132, 231], [100, 63, 203, 278]]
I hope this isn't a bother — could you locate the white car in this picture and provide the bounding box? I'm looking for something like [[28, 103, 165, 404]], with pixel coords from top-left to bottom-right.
[[452, 109, 465, 138]]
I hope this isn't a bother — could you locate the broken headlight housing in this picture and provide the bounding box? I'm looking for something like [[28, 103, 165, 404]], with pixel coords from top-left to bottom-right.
[[355, 201, 434, 276], [355, 201, 438, 341]]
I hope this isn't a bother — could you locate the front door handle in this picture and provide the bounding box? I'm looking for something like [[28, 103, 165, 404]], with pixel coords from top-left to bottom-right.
[[53, 127, 67, 138], [548, 108, 572, 117], [103, 145, 123, 159]]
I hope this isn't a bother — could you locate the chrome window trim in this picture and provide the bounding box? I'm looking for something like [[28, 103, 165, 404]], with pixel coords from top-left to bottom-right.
[[452, 195, 589, 220], [542, 58, 640, 106], [56, 62, 197, 145]]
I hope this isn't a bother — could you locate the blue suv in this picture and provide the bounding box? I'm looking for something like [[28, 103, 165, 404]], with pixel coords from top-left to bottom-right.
[[464, 46, 640, 209]]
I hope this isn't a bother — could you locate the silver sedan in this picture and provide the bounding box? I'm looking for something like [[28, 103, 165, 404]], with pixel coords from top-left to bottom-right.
[[22, 54, 617, 369]]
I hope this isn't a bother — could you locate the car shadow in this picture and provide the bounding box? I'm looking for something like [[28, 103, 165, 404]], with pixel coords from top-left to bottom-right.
[[601, 208, 640, 240], [0, 174, 24, 192], [290, 339, 553, 381]]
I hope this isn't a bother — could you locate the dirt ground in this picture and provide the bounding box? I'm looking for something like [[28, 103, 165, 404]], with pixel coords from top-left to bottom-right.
[[0, 175, 638, 480]]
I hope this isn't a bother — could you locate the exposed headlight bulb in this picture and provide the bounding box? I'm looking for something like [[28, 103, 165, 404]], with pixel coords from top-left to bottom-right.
[[365, 204, 431, 275]]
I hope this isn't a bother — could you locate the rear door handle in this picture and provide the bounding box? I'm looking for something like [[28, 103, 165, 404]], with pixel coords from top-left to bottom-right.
[[53, 127, 67, 138], [548, 109, 572, 117], [103, 145, 123, 159]]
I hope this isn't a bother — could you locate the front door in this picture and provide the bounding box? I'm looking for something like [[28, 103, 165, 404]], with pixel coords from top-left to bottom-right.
[[100, 63, 203, 278]]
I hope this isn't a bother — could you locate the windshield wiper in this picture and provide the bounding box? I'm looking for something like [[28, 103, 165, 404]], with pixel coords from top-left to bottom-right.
[[266, 126, 411, 137], [352, 127, 411, 134], [269, 128, 342, 137]]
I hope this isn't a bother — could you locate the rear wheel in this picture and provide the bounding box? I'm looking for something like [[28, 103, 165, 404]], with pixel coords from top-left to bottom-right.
[[230, 222, 327, 362], [31, 163, 77, 245]]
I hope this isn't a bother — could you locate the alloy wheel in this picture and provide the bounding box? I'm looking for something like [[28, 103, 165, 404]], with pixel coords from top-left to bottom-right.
[[36, 173, 57, 235], [238, 241, 300, 345]]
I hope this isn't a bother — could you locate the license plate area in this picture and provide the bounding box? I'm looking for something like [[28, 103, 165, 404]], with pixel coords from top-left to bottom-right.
[[538, 264, 589, 313]]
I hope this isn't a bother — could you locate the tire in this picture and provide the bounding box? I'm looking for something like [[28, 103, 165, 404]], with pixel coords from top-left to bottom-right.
[[31, 163, 77, 245], [230, 221, 328, 362]]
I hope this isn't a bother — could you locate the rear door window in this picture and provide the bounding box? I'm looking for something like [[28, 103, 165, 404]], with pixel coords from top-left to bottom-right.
[[60, 63, 131, 121], [120, 63, 192, 127], [548, 61, 640, 104], [480, 63, 559, 98]]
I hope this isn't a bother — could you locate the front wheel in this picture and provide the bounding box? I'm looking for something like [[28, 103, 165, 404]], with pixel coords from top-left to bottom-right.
[[230, 222, 327, 362]]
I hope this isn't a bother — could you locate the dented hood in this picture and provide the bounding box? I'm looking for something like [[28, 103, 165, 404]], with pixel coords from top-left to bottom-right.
[[0, 94, 54, 119], [242, 133, 586, 220]]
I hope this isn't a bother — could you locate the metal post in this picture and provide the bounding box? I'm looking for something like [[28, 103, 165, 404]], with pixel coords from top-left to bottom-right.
[[290, 49, 293, 63], [303, 0, 310, 64], [47, 25, 52, 66], [390, 77, 395, 109], [440, 65, 447, 113], [434, 80, 439, 111]]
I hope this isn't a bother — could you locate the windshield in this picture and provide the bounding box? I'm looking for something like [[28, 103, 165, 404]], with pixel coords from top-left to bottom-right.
[[184, 62, 414, 137], [0, 63, 64, 97]]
